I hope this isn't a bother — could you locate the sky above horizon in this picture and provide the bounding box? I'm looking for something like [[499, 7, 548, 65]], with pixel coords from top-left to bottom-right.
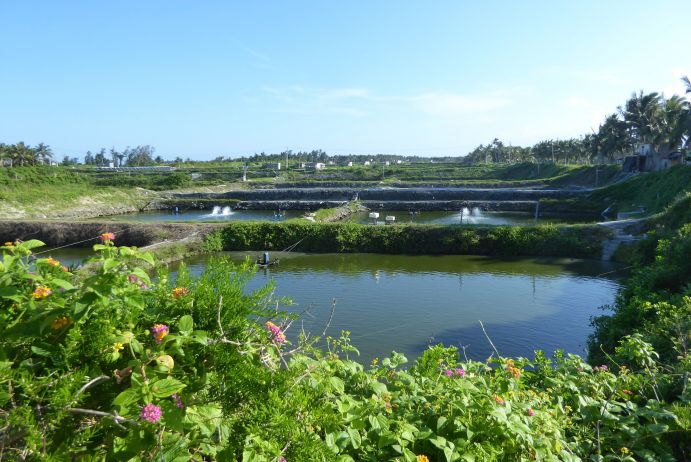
[[1, 1, 689, 160]]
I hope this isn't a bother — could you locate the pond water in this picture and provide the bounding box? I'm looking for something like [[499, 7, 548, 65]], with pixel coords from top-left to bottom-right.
[[92, 208, 303, 222], [36, 248, 622, 363], [182, 252, 622, 363], [351, 208, 596, 226]]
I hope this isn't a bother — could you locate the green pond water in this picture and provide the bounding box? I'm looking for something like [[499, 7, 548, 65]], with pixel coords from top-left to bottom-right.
[[40, 249, 623, 363], [350, 209, 596, 226], [91, 208, 302, 222]]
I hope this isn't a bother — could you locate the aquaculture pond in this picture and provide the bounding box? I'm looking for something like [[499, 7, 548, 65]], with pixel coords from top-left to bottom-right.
[[38, 248, 622, 363], [181, 252, 622, 363], [350, 208, 597, 226], [93, 207, 303, 222]]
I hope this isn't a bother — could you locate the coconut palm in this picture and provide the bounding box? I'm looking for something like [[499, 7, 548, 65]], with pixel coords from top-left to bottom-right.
[[621, 91, 664, 147]]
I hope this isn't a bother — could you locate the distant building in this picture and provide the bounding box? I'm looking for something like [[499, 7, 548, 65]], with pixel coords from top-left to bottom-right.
[[347, 161, 353, 167], [264, 162, 281, 170], [384, 161, 390, 166], [622, 143, 685, 172], [304, 162, 326, 170]]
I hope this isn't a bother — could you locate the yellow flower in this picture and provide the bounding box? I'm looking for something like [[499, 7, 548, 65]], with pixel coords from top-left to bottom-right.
[[507, 365, 522, 379], [417, 456, 429, 462], [3, 241, 14, 247], [171, 287, 189, 299], [46, 257, 60, 267], [112, 342, 124, 352], [32, 286, 52, 299], [51, 316, 71, 331], [493, 395, 505, 405], [620, 447, 631, 455]]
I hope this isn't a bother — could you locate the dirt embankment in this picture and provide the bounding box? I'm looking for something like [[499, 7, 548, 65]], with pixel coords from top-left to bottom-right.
[[0, 221, 221, 248]]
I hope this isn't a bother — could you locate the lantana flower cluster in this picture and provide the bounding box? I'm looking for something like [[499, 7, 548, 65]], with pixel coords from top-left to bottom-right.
[[265, 321, 286, 344], [151, 324, 169, 344]]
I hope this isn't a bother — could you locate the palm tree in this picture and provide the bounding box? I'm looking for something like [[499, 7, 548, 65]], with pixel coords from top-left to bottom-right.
[[35, 142, 53, 165], [621, 91, 663, 147], [682, 76, 691, 94]]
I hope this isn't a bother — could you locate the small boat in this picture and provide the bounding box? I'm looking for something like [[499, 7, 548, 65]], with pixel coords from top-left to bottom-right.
[[256, 258, 280, 268]]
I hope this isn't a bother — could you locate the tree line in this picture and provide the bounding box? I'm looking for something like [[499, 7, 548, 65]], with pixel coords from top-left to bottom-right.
[[464, 77, 691, 165]]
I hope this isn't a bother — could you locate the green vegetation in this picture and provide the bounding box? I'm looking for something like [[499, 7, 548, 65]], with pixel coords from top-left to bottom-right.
[[589, 193, 691, 369], [588, 165, 691, 214], [0, 166, 158, 219], [207, 221, 608, 258], [1, 237, 688, 460]]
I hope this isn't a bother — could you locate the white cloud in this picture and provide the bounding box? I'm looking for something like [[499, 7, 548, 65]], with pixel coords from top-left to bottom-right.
[[261, 86, 514, 118], [410, 92, 512, 117]]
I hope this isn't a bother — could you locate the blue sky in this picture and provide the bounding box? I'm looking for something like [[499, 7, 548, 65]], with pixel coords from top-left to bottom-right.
[[1, 1, 689, 159]]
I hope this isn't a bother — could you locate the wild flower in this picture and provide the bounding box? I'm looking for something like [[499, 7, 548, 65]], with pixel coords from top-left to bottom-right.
[[151, 324, 169, 344], [508, 365, 522, 379], [128, 275, 139, 284], [99, 232, 115, 243], [61, 266, 69, 272], [278, 457, 287, 462], [3, 241, 13, 247], [417, 455, 429, 462], [32, 286, 52, 299], [171, 393, 184, 409], [493, 395, 505, 405], [172, 287, 189, 299], [622, 389, 633, 396], [594, 364, 609, 373], [51, 316, 71, 331], [455, 368, 466, 377], [140, 404, 162, 423], [444, 369, 454, 377], [526, 408, 536, 417], [112, 342, 124, 352], [46, 257, 60, 267], [266, 321, 286, 344]]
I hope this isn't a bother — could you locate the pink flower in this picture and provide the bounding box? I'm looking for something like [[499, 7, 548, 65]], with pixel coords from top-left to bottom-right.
[[455, 368, 465, 377], [151, 324, 169, 344], [140, 404, 162, 423], [278, 457, 287, 462], [594, 364, 609, 373], [526, 408, 536, 417], [128, 274, 139, 283], [171, 393, 184, 409], [265, 321, 286, 344], [100, 232, 115, 243], [444, 369, 454, 377]]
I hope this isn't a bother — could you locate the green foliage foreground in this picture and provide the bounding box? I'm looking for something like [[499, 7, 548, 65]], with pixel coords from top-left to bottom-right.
[[1, 239, 689, 461]]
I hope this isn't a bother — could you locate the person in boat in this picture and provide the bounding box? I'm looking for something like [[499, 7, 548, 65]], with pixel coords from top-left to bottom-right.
[[257, 251, 270, 265]]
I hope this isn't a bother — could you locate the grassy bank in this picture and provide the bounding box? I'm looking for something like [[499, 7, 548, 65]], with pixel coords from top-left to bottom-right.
[[0, 166, 162, 219], [208, 221, 610, 258]]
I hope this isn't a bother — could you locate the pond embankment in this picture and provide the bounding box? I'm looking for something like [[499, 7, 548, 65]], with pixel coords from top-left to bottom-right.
[[207, 221, 612, 259], [0, 219, 614, 260]]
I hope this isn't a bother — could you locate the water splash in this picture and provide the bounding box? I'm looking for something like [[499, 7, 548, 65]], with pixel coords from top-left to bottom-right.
[[209, 206, 233, 216], [460, 207, 483, 224]]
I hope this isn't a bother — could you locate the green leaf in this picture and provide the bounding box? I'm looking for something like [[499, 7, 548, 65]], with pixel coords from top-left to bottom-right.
[[151, 378, 186, 398], [178, 315, 193, 334], [112, 388, 140, 409], [0, 287, 19, 298], [31, 345, 51, 357], [184, 405, 223, 437], [102, 258, 119, 272], [329, 376, 345, 394], [51, 278, 74, 290], [23, 239, 45, 250], [370, 381, 388, 395], [138, 252, 155, 266], [347, 428, 361, 449]]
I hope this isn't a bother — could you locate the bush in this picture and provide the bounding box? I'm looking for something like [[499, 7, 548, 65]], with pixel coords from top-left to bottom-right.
[[1, 239, 687, 460]]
